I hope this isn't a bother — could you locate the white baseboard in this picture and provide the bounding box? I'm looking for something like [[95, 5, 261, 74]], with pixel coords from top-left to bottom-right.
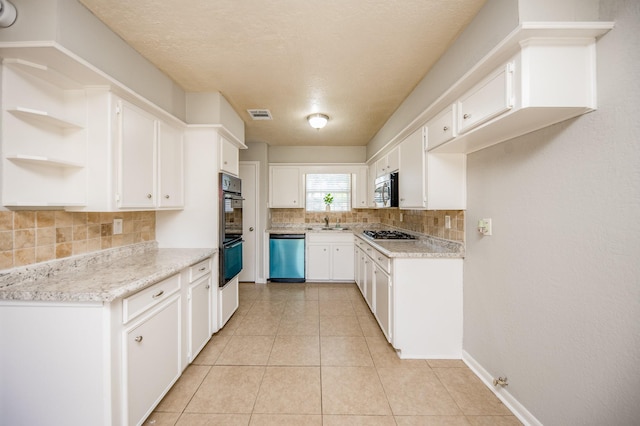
[[462, 350, 543, 426]]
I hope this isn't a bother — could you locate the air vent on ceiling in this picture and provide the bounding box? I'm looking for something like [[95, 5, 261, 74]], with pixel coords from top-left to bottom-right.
[[247, 109, 273, 120]]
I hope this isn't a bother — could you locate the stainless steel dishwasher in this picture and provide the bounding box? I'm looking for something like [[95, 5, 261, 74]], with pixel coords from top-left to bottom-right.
[[269, 234, 305, 282]]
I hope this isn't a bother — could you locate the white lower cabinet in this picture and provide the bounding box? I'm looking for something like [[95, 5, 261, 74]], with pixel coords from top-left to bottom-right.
[[0, 256, 215, 426], [373, 264, 392, 341], [306, 233, 354, 282], [124, 294, 181, 426], [188, 275, 212, 362], [354, 235, 462, 358], [219, 275, 239, 328]]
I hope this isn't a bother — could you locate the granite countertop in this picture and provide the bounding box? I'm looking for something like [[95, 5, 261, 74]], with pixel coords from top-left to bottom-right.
[[0, 242, 217, 303], [267, 225, 464, 259]]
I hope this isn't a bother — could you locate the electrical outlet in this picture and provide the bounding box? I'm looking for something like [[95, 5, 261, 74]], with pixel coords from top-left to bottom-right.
[[113, 218, 123, 235], [477, 218, 492, 236], [445, 215, 451, 229]]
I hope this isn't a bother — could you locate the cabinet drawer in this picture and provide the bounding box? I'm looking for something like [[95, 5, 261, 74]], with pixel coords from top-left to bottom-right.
[[426, 105, 456, 149], [457, 62, 513, 134], [189, 258, 211, 282], [371, 249, 391, 274], [123, 274, 181, 323]]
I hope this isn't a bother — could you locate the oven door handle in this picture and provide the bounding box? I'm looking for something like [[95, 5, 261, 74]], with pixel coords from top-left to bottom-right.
[[224, 240, 244, 249]]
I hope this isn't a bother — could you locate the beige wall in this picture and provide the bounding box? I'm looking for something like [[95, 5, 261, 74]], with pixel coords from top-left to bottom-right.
[[269, 146, 366, 163], [0, 210, 155, 269], [461, 1, 639, 425]]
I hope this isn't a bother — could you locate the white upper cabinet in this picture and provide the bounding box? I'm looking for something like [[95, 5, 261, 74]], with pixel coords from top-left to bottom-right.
[[158, 121, 185, 209], [399, 126, 466, 210], [117, 100, 157, 209], [219, 135, 239, 176], [352, 166, 368, 209], [428, 24, 613, 154], [425, 104, 456, 150], [376, 147, 399, 177], [1, 59, 88, 208], [398, 128, 425, 209], [269, 166, 303, 208], [457, 63, 513, 135]]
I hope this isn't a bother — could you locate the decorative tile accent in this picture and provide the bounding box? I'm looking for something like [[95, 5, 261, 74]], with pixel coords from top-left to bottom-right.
[[0, 210, 156, 270]]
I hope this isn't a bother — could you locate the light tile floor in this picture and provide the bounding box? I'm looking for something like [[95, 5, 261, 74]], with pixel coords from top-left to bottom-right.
[[145, 283, 522, 426]]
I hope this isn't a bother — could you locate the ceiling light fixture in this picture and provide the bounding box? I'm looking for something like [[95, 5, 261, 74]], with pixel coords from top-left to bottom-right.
[[307, 113, 329, 129]]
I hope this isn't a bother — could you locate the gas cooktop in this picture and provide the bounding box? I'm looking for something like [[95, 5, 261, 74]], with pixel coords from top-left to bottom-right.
[[363, 230, 417, 240]]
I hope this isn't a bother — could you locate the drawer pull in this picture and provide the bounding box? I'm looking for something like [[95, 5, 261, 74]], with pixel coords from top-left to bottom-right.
[[147, 193, 152, 199], [199, 267, 207, 271], [463, 113, 471, 120], [165, 194, 170, 199], [135, 336, 143, 343], [443, 126, 449, 131], [378, 257, 383, 261], [206, 285, 210, 289], [152, 290, 164, 299]]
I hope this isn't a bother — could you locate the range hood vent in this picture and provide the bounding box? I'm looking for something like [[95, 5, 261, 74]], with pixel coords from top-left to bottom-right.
[[247, 109, 273, 120]]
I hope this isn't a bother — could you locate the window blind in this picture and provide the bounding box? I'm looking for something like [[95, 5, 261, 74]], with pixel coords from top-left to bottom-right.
[[305, 173, 351, 212]]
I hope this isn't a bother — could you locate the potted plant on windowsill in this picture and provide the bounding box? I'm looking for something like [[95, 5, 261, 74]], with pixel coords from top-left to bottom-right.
[[324, 193, 334, 211]]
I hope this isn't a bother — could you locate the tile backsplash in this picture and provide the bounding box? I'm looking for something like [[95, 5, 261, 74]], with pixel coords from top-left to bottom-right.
[[271, 208, 465, 242], [0, 211, 156, 270]]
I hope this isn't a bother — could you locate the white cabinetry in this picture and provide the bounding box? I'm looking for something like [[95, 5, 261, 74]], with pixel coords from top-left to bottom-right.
[[157, 121, 185, 208], [429, 26, 612, 154], [219, 276, 239, 328], [219, 135, 239, 176], [373, 262, 392, 341], [457, 63, 513, 134], [306, 233, 354, 282], [187, 258, 212, 362], [117, 100, 157, 208], [399, 126, 466, 210], [354, 235, 463, 358], [352, 166, 368, 209], [1, 59, 87, 207], [375, 147, 399, 177], [269, 166, 303, 208], [123, 293, 181, 426], [426, 104, 456, 150], [0, 257, 218, 426]]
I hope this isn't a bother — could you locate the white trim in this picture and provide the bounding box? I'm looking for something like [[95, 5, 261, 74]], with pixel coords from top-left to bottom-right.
[[462, 350, 543, 426]]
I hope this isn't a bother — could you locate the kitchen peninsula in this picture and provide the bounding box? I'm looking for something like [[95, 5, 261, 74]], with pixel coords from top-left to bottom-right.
[[0, 242, 216, 426]]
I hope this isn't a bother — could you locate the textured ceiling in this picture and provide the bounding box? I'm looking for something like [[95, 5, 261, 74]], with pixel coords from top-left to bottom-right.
[[78, 0, 486, 146]]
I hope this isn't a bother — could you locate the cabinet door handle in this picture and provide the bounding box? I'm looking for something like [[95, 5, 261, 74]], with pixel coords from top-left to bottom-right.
[[199, 267, 207, 271], [205, 285, 210, 289], [463, 113, 471, 120], [249, 227, 254, 232], [152, 290, 164, 299], [135, 336, 143, 343], [165, 195, 170, 199], [443, 126, 449, 131], [147, 194, 152, 199]]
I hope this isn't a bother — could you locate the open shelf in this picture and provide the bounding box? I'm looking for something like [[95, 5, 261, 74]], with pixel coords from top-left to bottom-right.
[[8, 106, 84, 130], [3, 58, 84, 90], [7, 154, 84, 169]]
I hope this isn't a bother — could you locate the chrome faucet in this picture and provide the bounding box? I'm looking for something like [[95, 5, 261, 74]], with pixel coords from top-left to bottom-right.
[[323, 216, 329, 227]]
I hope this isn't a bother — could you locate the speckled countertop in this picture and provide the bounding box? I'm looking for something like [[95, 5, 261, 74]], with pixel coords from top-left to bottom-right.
[[0, 242, 216, 303], [267, 225, 464, 259]]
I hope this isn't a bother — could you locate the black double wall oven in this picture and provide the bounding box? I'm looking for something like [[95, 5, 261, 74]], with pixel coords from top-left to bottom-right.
[[219, 173, 243, 287]]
